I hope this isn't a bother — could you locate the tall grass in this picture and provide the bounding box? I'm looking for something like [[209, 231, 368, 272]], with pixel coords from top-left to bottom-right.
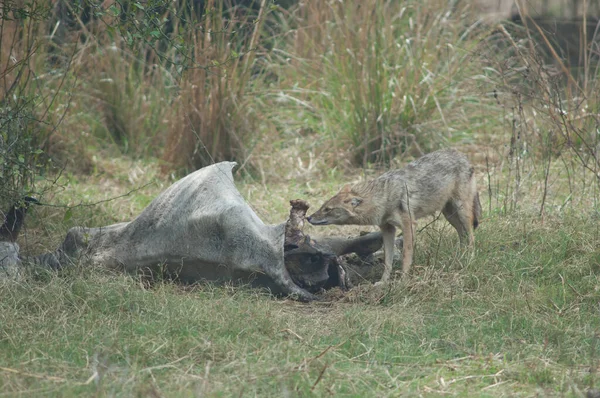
[[264, 0, 492, 166], [162, 0, 270, 172], [88, 46, 173, 158], [2, 0, 275, 181], [475, 6, 600, 216]]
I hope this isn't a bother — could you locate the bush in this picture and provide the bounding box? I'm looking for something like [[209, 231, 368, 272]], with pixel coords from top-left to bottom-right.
[[0, 1, 57, 207]]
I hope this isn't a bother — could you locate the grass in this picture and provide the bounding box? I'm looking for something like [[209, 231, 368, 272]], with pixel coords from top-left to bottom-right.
[[2, 0, 600, 396], [1, 219, 598, 396], [3, 160, 600, 396], [262, 0, 492, 167], [161, 0, 271, 172]]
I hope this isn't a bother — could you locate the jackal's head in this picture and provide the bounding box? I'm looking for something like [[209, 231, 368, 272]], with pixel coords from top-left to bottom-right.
[[307, 185, 364, 226]]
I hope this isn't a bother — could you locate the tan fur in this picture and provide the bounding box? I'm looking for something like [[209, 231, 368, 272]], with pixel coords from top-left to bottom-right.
[[307, 149, 480, 284]]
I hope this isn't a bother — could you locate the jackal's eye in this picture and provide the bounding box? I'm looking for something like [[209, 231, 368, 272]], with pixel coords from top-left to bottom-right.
[[324, 207, 332, 212]]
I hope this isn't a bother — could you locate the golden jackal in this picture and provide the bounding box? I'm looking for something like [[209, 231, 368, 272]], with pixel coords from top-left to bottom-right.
[[307, 149, 481, 284]]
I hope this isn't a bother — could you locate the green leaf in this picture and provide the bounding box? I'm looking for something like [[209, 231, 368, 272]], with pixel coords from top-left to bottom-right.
[[109, 5, 120, 16], [63, 208, 73, 222]]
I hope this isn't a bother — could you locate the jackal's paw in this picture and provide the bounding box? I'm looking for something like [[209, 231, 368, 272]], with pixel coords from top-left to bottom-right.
[[373, 280, 389, 288]]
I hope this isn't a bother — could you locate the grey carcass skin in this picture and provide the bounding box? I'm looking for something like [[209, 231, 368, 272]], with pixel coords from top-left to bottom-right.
[[26, 162, 316, 301]]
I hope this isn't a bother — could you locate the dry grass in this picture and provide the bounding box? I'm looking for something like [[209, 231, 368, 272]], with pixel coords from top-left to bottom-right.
[[2, 0, 600, 395], [3, 161, 600, 396], [162, 0, 269, 172], [260, 0, 493, 167]]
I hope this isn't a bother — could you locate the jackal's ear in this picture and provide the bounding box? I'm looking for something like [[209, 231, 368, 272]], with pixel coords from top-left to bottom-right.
[[340, 184, 352, 193], [347, 197, 362, 207]]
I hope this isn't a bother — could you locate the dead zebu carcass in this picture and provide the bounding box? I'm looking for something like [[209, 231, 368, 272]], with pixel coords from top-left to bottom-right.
[[1, 162, 393, 300]]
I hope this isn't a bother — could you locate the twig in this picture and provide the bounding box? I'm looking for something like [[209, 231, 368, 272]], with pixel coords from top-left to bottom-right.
[[311, 363, 328, 391], [0, 366, 69, 383], [303, 344, 336, 366], [138, 355, 189, 373], [481, 380, 509, 391], [445, 370, 504, 386], [39, 182, 154, 210], [280, 328, 304, 341]]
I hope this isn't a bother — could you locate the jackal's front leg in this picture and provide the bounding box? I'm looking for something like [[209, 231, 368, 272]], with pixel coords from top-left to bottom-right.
[[378, 224, 396, 284]]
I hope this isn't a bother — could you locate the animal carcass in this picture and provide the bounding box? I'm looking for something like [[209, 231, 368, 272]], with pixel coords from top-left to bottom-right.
[[1, 162, 392, 300]]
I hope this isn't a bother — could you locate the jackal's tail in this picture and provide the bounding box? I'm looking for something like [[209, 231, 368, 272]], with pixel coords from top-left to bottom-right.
[[472, 192, 482, 230]]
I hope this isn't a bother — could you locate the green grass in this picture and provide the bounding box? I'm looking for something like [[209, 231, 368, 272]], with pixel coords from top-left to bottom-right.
[[3, 1, 600, 396], [2, 185, 599, 396], [263, 0, 492, 167]]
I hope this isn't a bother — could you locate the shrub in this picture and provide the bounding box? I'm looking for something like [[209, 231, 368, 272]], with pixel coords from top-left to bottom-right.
[[0, 1, 59, 206]]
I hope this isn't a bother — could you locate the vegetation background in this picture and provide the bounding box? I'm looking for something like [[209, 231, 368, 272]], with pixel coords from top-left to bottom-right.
[[1, 0, 599, 395]]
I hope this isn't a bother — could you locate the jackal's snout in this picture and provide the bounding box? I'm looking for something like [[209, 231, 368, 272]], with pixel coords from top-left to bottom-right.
[[306, 214, 329, 225]]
